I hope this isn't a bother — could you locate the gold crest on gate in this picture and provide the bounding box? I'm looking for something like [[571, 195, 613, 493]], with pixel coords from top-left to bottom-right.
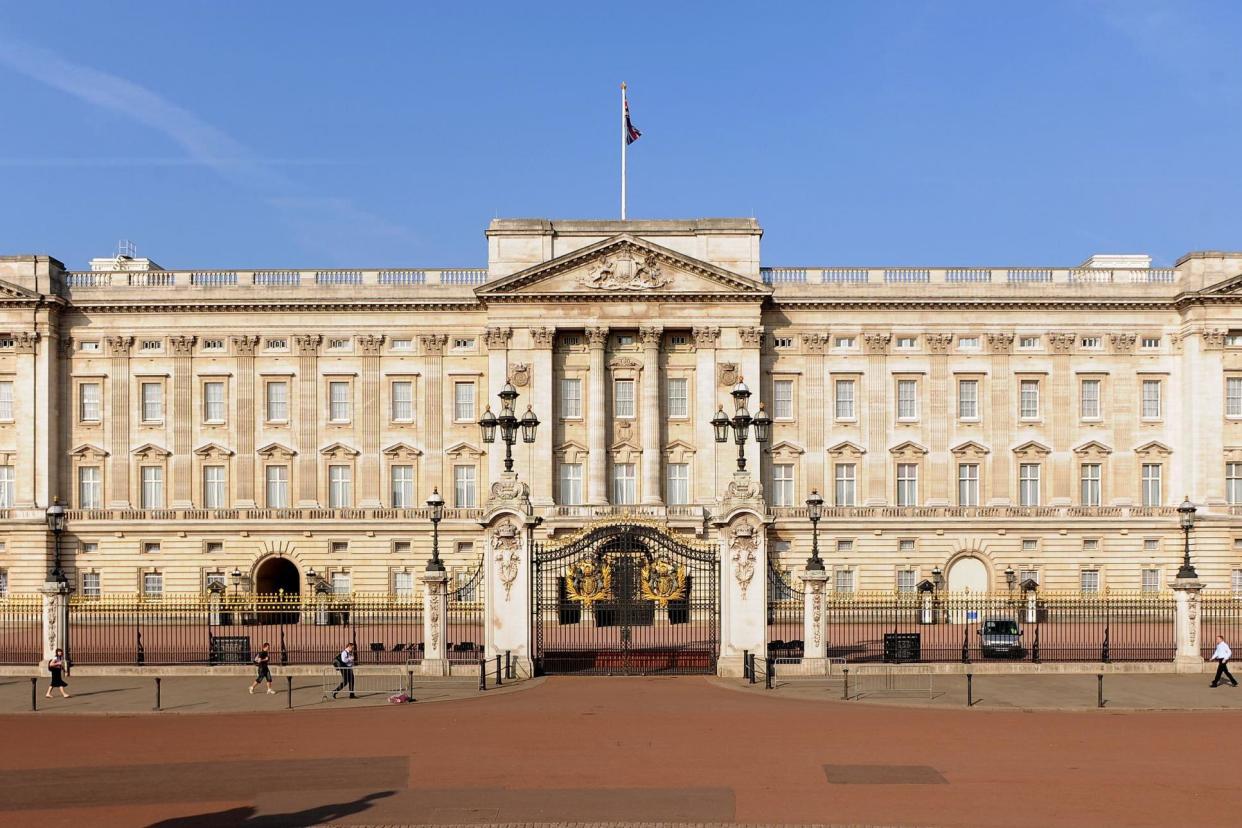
[[640, 557, 688, 607], [565, 557, 612, 608]]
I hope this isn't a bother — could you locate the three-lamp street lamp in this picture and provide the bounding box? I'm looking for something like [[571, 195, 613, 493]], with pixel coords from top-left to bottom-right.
[[1177, 495, 1198, 580], [45, 497, 67, 584], [426, 488, 446, 572], [805, 489, 824, 572], [478, 381, 540, 474], [711, 378, 771, 471]]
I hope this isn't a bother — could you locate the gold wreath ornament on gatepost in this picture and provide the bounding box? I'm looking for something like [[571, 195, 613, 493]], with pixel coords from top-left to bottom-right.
[[640, 557, 688, 607], [565, 557, 612, 608]]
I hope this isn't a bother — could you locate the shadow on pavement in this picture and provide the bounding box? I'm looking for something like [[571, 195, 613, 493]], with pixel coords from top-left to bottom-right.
[[145, 790, 395, 828]]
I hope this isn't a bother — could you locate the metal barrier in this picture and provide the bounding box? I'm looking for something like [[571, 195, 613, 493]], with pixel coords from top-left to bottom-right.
[[319, 667, 407, 700], [447, 564, 485, 664], [849, 667, 936, 700], [770, 656, 847, 687]]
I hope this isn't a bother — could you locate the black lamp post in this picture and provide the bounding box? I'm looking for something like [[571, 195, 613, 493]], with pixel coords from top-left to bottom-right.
[[305, 566, 318, 589], [478, 381, 539, 473], [231, 566, 242, 596], [712, 378, 771, 471], [1177, 495, 1198, 579], [805, 489, 824, 572], [45, 497, 67, 584], [426, 488, 445, 572], [931, 565, 944, 591], [1004, 566, 1016, 591]]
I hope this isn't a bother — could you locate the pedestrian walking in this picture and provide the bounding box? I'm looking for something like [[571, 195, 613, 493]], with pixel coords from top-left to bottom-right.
[[332, 642, 356, 699], [249, 642, 275, 695], [1209, 635, 1238, 688], [46, 648, 70, 699]]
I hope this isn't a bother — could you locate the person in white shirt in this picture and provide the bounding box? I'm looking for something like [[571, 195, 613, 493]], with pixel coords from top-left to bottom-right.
[[332, 642, 356, 699], [1209, 635, 1237, 688]]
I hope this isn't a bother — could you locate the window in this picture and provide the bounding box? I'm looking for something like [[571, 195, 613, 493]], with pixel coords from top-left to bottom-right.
[[391, 381, 413, 421], [1080, 463, 1102, 506], [79, 382, 101, 422], [834, 463, 856, 507], [78, 466, 101, 509], [667, 378, 689, 418], [773, 336, 794, 349], [1141, 463, 1162, 507], [616, 334, 635, 347], [202, 339, 225, 353], [666, 463, 690, 505], [1228, 331, 1242, 348], [1020, 568, 1039, 587], [199, 381, 225, 424], [0, 465, 14, 508], [1142, 569, 1160, 593], [897, 380, 918, 420], [328, 465, 352, 508], [897, 570, 917, 593], [1081, 336, 1102, 349], [0, 381, 11, 420], [1022, 539, 1038, 554], [1228, 378, 1242, 417], [669, 334, 689, 347], [393, 540, 411, 556], [614, 379, 635, 418], [265, 465, 289, 508], [330, 541, 349, 555], [772, 379, 794, 419], [139, 339, 162, 352], [1143, 538, 1159, 553], [1083, 539, 1099, 552], [79, 340, 100, 352], [143, 572, 164, 598], [1019, 380, 1040, 419], [394, 571, 414, 597], [266, 381, 288, 422], [612, 463, 637, 504], [265, 338, 288, 351], [1228, 463, 1242, 505], [1233, 568, 1242, 595], [559, 463, 583, 505], [452, 337, 475, 350], [896, 336, 917, 349], [203, 466, 226, 509], [328, 381, 350, 422], [1080, 569, 1100, 594], [205, 541, 223, 555], [834, 336, 856, 349], [772, 464, 795, 507], [391, 338, 412, 351], [896, 463, 918, 506], [331, 571, 351, 595], [958, 336, 980, 349], [140, 382, 163, 422], [205, 572, 226, 593], [1018, 336, 1040, 350], [957, 379, 979, 420], [1019, 464, 1041, 507], [81, 542, 98, 555], [560, 378, 582, 418], [453, 382, 475, 421], [326, 337, 350, 351], [453, 465, 476, 508], [958, 463, 979, 507], [82, 572, 101, 598], [834, 569, 855, 593], [1141, 380, 1161, 419], [140, 466, 163, 509], [390, 465, 414, 508], [834, 379, 855, 419], [899, 539, 916, 555], [1080, 379, 1101, 419], [1141, 336, 1161, 349], [143, 542, 161, 555]]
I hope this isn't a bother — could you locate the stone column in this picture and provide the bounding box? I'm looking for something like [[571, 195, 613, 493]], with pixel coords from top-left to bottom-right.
[[586, 327, 609, 505], [13, 332, 41, 508], [294, 335, 322, 507], [693, 327, 720, 504], [802, 569, 829, 663], [738, 327, 764, 477], [419, 569, 450, 676], [1048, 332, 1075, 505], [106, 336, 134, 508], [802, 333, 828, 498], [1110, 333, 1137, 505], [231, 336, 260, 508], [169, 335, 195, 508], [484, 510, 533, 676], [358, 334, 384, 508], [483, 328, 511, 492], [987, 333, 1014, 505], [529, 327, 555, 506], [41, 580, 71, 665], [863, 333, 891, 506], [926, 333, 952, 506], [1172, 575, 1205, 673], [639, 326, 664, 504], [1193, 329, 1227, 504], [420, 334, 448, 499], [717, 511, 767, 676]]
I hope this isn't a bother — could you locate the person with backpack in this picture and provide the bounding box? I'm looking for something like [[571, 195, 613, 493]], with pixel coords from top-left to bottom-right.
[[332, 642, 356, 698], [46, 648, 70, 699], [250, 642, 275, 695]]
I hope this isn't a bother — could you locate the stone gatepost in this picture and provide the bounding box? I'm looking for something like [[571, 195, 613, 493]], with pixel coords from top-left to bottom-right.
[[1172, 575, 1205, 673], [715, 494, 769, 677], [481, 472, 536, 677], [802, 569, 829, 664], [419, 569, 450, 676], [40, 580, 71, 666]]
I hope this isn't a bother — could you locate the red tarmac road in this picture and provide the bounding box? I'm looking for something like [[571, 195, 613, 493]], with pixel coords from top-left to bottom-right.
[[1, 676, 1238, 827]]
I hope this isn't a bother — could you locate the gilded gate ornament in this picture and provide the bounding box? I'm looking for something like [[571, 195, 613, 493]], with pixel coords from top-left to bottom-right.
[[640, 557, 688, 608], [565, 557, 612, 607]]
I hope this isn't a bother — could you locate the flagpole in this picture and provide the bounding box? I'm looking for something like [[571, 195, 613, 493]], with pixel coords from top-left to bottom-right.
[[620, 82, 627, 220]]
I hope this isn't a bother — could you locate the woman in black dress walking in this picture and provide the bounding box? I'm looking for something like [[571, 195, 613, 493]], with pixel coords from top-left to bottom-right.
[[46, 648, 69, 699]]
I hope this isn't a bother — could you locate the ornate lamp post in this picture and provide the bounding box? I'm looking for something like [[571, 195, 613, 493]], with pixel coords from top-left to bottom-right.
[[1004, 566, 1016, 592], [45, 497, 67, 584], [426, 488, 445, 572], [805, 489, 824, 572], [711, 378, 771, 471], [230, 566, 242, 597], [1177, 495, 1198, 579], [478, 381, 539, 474]]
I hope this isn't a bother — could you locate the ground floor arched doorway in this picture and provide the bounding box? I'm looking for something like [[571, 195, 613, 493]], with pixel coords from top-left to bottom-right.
[[947, 556, 989, 593], [254, 556, 301, 597]]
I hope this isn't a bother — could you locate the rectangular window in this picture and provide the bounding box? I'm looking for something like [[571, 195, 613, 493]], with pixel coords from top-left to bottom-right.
[[558, 463, 584, 505], [0, 381, 12, 420], [453, 465, 476, 508], [1080, 379, 1101, 419], [560, 378, 582, 418], [667, 378, 689, 418], [203, 465, 226, 509], [143, 541, 161, 555], [896, 336, 917, 349], [1080, 569, 1100, 594], [1080, 463, 1102, 506], [1228, 378, 1242, 417], [266, 381, 288, 422], [79, 382, 102, 422], [958, 463, 979, 507], [614, 379, 635, 418], [82, 572, 101, 598], [834, 569, 855, 593], [897, 379, 918, 420], [140, 466, 163, 509], [1142, 569, 1160, 593], [390, 465, 414, 508], [1141, 463, 1162, 507], [1143, 538, 1159, 553], [834, 336, 856, 349], [834, 463, 856, 507], [0, 465, 14, 508], [140, 382, 163, 422], [834, 379, 855, 419], [330, 541, 349, 555], [331, 572, 351, 595], [1019, 380, 1040, 419], [773, 379, 794, 419], [1018, 335, 1040, 350], [896, 463, 918, 507], [1141, 380, 1162, 419], [1141, 336, 1161, 349], [265, 465, 289, 508], [394, 571, 414, 597], [78, 466, 101, 509], [612, 463, 637, 504], [328, 465, 352, 508], [897, 570, 917, 593], [1081, 336, 1102, 349], [957, 379, 979, 420], [1228, 462, 1242, 505], [1020, 568, 1039, 587], [1019, 463, 1041, 507], [203, 381, 225, 423], [205, 542, 223, 555], [328, 381, 350, 422], [143, 572, 164, 598], [666, 463, 690, 505], [453, 382, 475, 422], [391, 381, 413, 421], [772, 464, 795, 507], [1233, 568, 1242, 595]]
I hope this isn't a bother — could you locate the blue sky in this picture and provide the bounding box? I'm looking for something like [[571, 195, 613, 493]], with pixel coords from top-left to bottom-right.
[[0, 1, 1238, 269]]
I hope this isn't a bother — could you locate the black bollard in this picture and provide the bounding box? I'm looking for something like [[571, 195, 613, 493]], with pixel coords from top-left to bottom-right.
[[765, 657, 774, 690], [748, 653, 757, 684], [154, 677, 161, 711], [505, 650, 513, 680], [287, 675, 293, 710], [407, 670, 414, 698], [743, 649, 750, 681], [478, 658, 486, 691], [30, 677, 37, 712], [1097, 674, 1104, 708], [496, 654, 503, 686], [967, 673, 973, 707], [842, 667, 849, 700]]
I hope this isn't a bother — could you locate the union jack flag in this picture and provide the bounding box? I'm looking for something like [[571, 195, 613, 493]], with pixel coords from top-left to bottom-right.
[[625, 99, 642, 145]]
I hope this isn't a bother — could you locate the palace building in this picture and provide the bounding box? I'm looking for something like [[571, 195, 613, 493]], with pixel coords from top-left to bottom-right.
[[3, 218, 1242, 600]]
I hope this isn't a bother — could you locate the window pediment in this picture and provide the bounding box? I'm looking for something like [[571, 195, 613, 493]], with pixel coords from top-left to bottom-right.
[[1134, 440, 1172, 458], [193, 442, 234, 460], [768, 440, 805, 461], [1012, 440, 1051, 459], [610, 439, 642, 464], [827, 440, 866, 459], [664, 439, 696, 464], [445, 441, 484, 460], [888, 440, 928, 459], [382, 442, 423, 460], [69, 443, 109, 460], [950, 440, 990, 459], [1073, 440, 1113, 458], [256, 442, 296, 460], [131, 443, 171, 460], [554, 440, 589, 464], [319, 442, 360, 459]]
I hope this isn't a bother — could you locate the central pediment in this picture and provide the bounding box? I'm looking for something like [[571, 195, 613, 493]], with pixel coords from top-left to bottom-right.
[[475, 234, 771, 302]]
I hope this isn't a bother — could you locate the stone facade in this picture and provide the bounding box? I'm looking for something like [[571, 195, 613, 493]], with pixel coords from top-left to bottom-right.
[[2, 220, 1242, 598]]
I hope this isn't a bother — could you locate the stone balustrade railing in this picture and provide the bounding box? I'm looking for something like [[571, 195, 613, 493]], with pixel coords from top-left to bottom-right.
[[63, 268, 489, 290], [769, 505, 1182, 520], [63, 507, 484, 522], [759, 267, 1177, 286]]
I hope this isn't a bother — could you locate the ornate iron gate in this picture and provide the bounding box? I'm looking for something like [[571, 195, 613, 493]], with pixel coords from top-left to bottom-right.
[[533, 521, 720, 675]]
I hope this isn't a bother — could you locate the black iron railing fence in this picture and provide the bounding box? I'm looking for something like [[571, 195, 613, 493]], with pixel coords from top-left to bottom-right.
[[446, 564, 485, 663], [0, 596, 42, 665], [1200, 592, 1242, 658]]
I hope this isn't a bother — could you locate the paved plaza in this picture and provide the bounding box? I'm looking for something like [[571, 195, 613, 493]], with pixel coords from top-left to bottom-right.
[[1, 675, 1240, 826]]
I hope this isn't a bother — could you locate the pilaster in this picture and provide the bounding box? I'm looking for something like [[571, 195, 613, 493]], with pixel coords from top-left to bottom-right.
[[358, 334, 384, 507], [1049, 332, 1075, 505], [987, 333, 1013, 505], [420, 334, 448, 500], [863, 333, 890, 505], [483, 508, 534, 676], [294, 334, 321, 507], [169, 335, 195, 508], [926, 333, 952, 506], [693, 327, 720, 504], [529, 327, 555, 506], [716, 512, 767, 676], [13, 331, 40, 508], [802, 333, 828, 498], [738, 326, 763, 478], [106, 336, 134, 508], [231, 335, 260, 508], [639, 326, 663, 504], [1192, 329, 1226, 505], [586, 327, 609, 505], [484, 327, 511, 492], [1110, 333, 1137, 505]]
